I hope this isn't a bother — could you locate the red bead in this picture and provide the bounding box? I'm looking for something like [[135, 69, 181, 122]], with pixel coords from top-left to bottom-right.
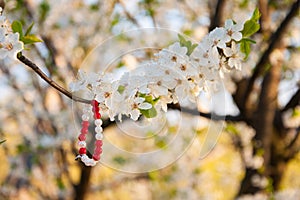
[[91, 100, 99, 111], [94, 112, 101, 119], [82, 121, 89, 127], [94, 148, 102, 154], [79, 148, 86, 154], [78, 134, 86, 141], [91, 100, 99, 107], [95, 140, 103, 146], [93, 154, 101, 161], [81, 127, 88, 134]]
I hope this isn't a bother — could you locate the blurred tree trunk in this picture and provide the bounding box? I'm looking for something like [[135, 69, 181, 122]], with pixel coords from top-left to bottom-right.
[[74, 165, 92, 200], [237, 0, 300, 195]]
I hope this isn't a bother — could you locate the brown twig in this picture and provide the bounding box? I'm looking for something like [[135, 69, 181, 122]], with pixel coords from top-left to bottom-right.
[[17, 53, 91, 104], [168, 103, 244, 122], [281, 88, 300, 112], [209, 0, 226, 31]]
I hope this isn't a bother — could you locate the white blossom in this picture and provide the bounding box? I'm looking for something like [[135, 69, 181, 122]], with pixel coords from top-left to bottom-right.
[[0, 9, 24, 59], [126, 97, 152, 120], [224, 42, 244, 70], [156, 42, 188, 67], [67, 17, 246, 125], [224, 19, 244, 42], [209, 27, 228, 49], [69, 69, 99, 92]]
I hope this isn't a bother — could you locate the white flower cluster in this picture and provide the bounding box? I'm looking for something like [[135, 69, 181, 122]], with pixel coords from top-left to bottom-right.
[[0, 7, 24, 59], [70, 19, 245, 121]]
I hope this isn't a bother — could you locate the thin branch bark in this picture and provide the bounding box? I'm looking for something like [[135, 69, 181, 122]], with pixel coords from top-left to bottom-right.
[[118, 0, 139, 26], [254, 55, 281, 169], [17, 53, 91, 104], [209, 0, 226, 31], [281, 88, 300, 112], [74, 165, 92, 200], [243, 0, 300, 108], [259, 0, 271, 34], [285, 127, 300, 150], [168, 103, 243, 122], [284, 127, 300, 160]]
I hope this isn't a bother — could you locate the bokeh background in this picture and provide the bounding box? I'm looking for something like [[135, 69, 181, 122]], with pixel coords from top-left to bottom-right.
[[0, 0, 299, 199]]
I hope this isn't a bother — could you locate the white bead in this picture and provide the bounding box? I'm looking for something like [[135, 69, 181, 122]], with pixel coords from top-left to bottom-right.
[[84, 158, 95, 166], [84, 160, 91, 166], [95, 133, 103, 140], [89, 159, 96, 166], [94, 119, 103, 126], [91, 160, 97, 166], [75, 155, 82, 160], [81, 114, 89, 121], [78, 141, 86, 148], [81, 154, 88, 162], [83, 160, 90, 166], [95, 126, 103, 133]]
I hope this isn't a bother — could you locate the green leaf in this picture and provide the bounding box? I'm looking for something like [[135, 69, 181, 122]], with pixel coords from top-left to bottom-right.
[[21, 35, 43, 45], [251, 8, 261, 21], [292, 108, 300, 117], [0, 140, 6, 145], [241, 37, 256, 44], [152, 97, 160, 104], [225, 124, 239, 135], [148, 171, 160, 180], [56, 178, 65, 190], [145, 95, 153, 103], [140, 107, 157, 118], [155, 138, 167, 149], [113, 156, 127, 165], [39, 0, 50, 22], [240, 38, 251, 60], [25, 22, 34, 36], [111, 14, 120, 27], [188, 43, 198, 56], [117, 85, 125, 94], [241, 8, 261, 37], [11, 21, 23, 37], [178, 34, 198, 56], [242, 20, 260, 37], [178, 34, 185, 43]]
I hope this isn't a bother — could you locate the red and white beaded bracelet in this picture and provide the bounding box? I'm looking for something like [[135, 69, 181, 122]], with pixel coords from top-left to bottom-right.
[[76, 100, 103, 166]]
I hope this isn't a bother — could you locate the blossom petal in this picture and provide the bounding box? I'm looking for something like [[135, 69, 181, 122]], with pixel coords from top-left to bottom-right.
[[138, 102, 152, 110]]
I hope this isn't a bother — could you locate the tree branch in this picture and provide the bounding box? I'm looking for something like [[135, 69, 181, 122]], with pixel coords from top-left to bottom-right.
[[243, 0, 300, 106], [118, 0, 139, 26], [285, 127, 300, 150], [17, 53, 91, 104], [284, 126, 300, 161], [258, 0, 271, 34], [281, 88, 300, 112], [209, 0, 226, 31], [168, 103, 243, 122]]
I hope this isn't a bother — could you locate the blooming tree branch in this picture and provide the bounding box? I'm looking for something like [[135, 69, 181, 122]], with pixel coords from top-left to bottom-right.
[[281, 88, 300, 112], [69, 16, 253, 124], [209, 0, 225, 31], [1, 5, 261, 167]]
